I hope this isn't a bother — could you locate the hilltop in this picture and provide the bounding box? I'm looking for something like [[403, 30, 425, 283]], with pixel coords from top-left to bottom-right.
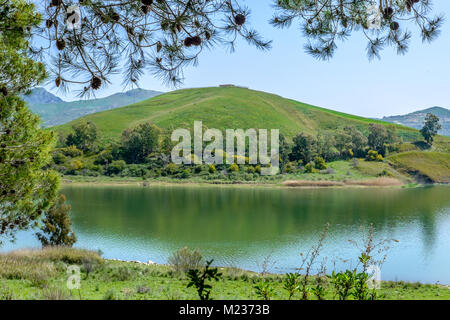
[[381, 107, 449, 136], [23, 88, 163, 127], [55, 86, 422, 143]]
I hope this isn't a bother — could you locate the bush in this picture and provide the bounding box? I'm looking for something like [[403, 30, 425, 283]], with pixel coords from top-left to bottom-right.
[[52, 152, 67, 165], [70, 159, 84, 171], [61, 145, 83, 157], [41, 286, 72, 300], [246, 166, 256, 174], [105, 160, 126, 175], [366, 150, 383, 162], [168, 247, 204, 273], [165, 163, 179, 175], [179, 168, 191, 179], [208, 164, 216, 174], [229, 163, 239, 172], [121, 164, 148, 177], [305, 162, 318, 173], [94, 149, 114, 165], [314, 156, 327, 170]]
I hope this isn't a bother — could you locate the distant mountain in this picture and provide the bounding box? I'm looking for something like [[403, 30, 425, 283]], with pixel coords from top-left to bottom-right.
[[23, 87, 64, 104], [381, 107, 450, 137], [23, 88, 163, 127]]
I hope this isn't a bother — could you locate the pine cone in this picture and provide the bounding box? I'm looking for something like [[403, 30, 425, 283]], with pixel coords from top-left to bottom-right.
[[55, 77, 62, 88], [390, 21, 399, 31], [234, 14, 246, 26], [91, 76, 102, 90], [191, 36, 202, 46], [56, 39, 66, 50]]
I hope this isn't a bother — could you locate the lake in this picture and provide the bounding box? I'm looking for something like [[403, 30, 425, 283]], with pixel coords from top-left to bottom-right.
[[2, 184, 450, 284]]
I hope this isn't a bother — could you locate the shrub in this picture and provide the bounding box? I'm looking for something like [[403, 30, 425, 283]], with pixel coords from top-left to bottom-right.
[[0, 286, 15, 300], [109, 266, 134, 281], [103, 289, 119, 300], [41, 286, 72, 300], [314, 156, 327, 170], [179, 168, 191, 179], [304, 162, 318, 173], [246, 166, 256, 174], [61, 145, 83, 157], [208, 164, 216, 174], [70, 159, 84, 171], [255, 165, 261, 174], [254, 280, 274, 300], [52, 152, 67, 165], [94, 149, 113, 165], [168, 247, 203, 273], [229, 163, 239, 172], [366, 150, 383, 162], [165, 163, 179, 175], [105, 160, 126, 175], [186, 260, 222, 300]]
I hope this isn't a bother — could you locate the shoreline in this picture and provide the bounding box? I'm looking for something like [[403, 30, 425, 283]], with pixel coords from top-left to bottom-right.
[[61, 176, 421, 189], [104, 257, 450, 288]]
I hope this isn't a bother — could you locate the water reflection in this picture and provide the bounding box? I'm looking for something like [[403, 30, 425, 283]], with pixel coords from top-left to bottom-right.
[[2, 185, 449, 284]]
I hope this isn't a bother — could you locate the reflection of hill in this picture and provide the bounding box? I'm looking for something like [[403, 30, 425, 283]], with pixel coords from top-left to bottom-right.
[[64, 185, 450, 245]]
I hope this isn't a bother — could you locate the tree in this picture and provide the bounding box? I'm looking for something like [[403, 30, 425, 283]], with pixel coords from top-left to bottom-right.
[[28, 1, 441, 94], [121, 122, 162, 163], [33, 0, 270, 94], [368, 123, 388, 156], [65, 120, 98, 152], [36, 194, 77, 247], [316, 131, 339, 161], [343, 126, 368, 157], [421, 113, 441, 145], [279, 133, 292, 170], [272, 0, 443, 61], [0, 0, 60, 243], [290, 133, 317, 163]]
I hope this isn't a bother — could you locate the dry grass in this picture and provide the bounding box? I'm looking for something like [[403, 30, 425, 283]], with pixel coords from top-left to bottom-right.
[[283, 180, 345, 187], [0, 247, 103, 286], [283, 177, 403, 188], [345, 177, 404, 186]]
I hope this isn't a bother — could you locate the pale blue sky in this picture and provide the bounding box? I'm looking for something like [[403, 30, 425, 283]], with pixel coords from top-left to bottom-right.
[[47, 1, 450, 118]]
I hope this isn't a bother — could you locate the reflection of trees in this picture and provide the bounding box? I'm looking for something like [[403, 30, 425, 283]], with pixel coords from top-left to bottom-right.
[[63, 186, 450, 249]]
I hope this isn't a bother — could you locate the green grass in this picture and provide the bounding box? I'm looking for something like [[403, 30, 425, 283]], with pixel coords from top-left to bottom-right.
[[388, 152, 450, 183], [53, 87, 422, 144], [1, 248, 449, 300]]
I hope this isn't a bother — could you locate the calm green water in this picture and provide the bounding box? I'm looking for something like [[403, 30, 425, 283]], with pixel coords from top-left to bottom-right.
[[3, 185, 450, 284]]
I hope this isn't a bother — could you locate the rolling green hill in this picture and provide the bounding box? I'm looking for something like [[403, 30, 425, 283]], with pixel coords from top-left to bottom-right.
[[54, 86, 422, 144]]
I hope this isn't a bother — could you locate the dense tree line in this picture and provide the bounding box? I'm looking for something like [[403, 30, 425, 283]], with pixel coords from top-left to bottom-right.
[[55, 120, 408, 179]]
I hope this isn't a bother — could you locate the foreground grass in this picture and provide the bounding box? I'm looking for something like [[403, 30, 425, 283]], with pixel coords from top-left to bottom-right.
[[1, 248, 449, 300]]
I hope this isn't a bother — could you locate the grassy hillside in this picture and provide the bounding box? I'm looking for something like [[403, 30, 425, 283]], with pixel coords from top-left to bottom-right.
[[54, 87, 421, 144], [388, 152, 450, 183]]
